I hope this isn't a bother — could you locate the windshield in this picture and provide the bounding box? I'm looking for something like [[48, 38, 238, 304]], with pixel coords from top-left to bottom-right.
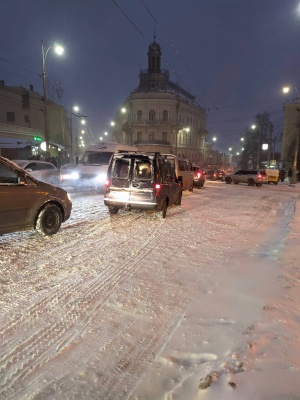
[[80, 151, 113, 165]]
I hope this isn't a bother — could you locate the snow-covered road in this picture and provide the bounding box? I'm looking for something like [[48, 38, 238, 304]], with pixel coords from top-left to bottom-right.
[[0, 181, 299, 399]]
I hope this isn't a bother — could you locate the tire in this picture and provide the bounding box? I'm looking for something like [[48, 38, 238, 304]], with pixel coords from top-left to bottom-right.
[[248, 179, 255, 186], [36, 204, 62, 236], [108, 206, 119, 214], [225, 177, 232, 184], [274, 181, 278, 185], [158, 199, 167, 218], [175, 191, 182, 206]]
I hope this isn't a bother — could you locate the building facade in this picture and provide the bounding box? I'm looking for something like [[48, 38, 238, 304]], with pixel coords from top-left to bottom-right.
[[113, 39, 208, 165], [0, 80, 70, 162]]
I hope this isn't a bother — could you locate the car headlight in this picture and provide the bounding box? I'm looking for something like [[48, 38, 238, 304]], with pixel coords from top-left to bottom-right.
[[71, 171, 80, 180], [95, 173, 107, 183]]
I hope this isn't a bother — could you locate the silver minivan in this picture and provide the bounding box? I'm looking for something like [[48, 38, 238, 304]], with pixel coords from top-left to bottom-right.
[[104, 152, 182, 218]]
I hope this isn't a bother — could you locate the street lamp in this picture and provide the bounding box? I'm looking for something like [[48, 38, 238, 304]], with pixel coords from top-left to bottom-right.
[[283, 85, 300, 184], [41, 39, 64, 158], [251, 123, 263, 169]]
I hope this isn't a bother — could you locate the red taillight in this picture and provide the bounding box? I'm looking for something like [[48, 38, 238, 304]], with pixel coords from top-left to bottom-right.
[[258, 174, 262, 180], [155, 183, 161, 196], [104, 179, 111, 193], [197, 172, 201, 178]]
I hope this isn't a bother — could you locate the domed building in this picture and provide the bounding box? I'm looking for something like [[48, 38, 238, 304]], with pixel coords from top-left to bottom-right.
[[113, 38, 208, 164]]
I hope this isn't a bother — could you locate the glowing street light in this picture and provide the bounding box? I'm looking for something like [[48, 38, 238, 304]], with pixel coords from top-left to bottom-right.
[[41, 39, 64, 157]]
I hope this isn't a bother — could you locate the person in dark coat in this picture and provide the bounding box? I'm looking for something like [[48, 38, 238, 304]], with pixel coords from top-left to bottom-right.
[[288, 168, 292, 178], [279, 169, 286, 182]]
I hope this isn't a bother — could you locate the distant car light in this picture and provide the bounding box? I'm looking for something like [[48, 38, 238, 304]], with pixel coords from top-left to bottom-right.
[[71, 171, 80, 180], [95, 173, 107, 182]]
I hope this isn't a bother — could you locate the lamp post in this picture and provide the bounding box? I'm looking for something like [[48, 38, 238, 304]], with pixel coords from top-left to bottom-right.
[[41, 39, 64, 158], [283, 85, 300, 184]]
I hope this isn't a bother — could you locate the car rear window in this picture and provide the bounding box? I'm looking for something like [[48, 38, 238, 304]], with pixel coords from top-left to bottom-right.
[[134, 160, 152, 180], [112, 158, 130, 179]]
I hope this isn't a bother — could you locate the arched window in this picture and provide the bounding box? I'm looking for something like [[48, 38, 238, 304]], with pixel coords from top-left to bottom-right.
[[137, 110, 142, 121], [149, 110, 156, 121], [162, 110, 168, 121]]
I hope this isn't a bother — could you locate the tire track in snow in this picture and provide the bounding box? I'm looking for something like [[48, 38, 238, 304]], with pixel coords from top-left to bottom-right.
[[0, 212, 180, 399]]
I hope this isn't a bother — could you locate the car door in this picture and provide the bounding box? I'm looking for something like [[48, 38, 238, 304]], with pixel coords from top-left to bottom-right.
[[165, 161, 181, 205], [129, 157, 155, 205], [108, 156, 132, 203], [0, 166, 33, 233]]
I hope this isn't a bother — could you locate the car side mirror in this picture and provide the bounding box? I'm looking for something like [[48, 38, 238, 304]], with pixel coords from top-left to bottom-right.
[[25, 168, 33, 172]]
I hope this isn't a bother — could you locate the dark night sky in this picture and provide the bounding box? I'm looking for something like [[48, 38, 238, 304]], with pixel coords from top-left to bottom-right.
[[1, 0, 300, 152]]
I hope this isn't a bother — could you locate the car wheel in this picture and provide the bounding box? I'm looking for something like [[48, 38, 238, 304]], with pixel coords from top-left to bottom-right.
[[175, 191, 182, 206], [274, 181, 278, 185], [248, 179, 255, 186], [158, 199, 167, 218], [225, 177, 232, 184], [108, 206, 119, 214], [36, 204, 62, 236]]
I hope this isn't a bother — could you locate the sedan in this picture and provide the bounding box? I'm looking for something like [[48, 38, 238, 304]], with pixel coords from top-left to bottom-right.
[[0, 157, 72, 236], [12, 159, 61, 185]]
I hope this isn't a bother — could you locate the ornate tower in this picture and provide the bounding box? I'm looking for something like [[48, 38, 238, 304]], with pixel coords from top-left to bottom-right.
[[147, 36, 161, 73]]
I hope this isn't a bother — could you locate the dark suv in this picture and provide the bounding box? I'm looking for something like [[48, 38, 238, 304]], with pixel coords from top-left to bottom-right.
[[225, 169, 268, 186], [104, 152, 182, 218]]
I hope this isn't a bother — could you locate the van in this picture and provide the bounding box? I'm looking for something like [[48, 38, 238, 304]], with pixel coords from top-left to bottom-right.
[[162, 154, 194, 191], [104, 152, 182, 218], [71, 142, 137, 188]]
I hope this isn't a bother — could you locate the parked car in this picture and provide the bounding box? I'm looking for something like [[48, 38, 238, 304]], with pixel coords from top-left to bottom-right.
[[192, 165, 206, 188], [104, 152, 182, 218], [206, 170, 217, 181], [214, 170, 226, 180], [0, 157, 72, 236], [12, 160, 61, 185], [224, 169, 268, 186]]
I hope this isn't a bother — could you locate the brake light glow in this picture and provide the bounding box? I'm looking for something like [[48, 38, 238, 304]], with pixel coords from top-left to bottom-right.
[[258, 174, 262, 180], [197, 172, 201, 178], [155, 183, 161, 196], [104, 179, 111, 193]]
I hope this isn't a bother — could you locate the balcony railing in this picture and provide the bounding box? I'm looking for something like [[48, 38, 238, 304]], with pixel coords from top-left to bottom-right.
[[133, 140, 171, 146]]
